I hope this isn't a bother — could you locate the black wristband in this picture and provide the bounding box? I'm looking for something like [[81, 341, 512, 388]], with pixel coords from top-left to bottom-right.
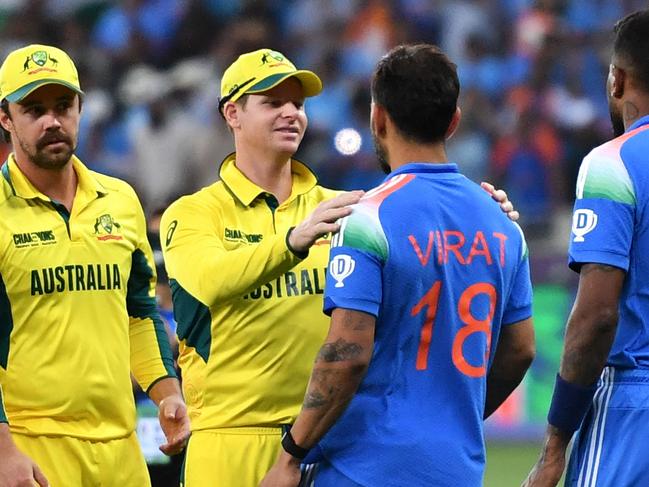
[[286, 227, 309, 259], [281, 429, 310, 459]]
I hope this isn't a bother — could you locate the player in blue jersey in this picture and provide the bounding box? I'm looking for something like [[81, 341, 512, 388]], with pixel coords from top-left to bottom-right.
[[524, 9, 649, 487], [261, 44, 535, 487]]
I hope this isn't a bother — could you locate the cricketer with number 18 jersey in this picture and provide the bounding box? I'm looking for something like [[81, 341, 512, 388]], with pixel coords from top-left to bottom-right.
[[320, 162, 533, 486]]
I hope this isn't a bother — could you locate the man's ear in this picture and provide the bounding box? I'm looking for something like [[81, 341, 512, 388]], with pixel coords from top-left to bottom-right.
[[609, 64, 626, 99], [445, 107, 461, 140], [223, 101, 241, 129], [371, 102, 387, 138], [0, 106, 13, 134]]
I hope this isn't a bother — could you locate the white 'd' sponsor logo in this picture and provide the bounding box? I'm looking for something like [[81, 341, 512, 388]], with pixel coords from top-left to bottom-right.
[[330, 254, 356, 288], [572, 209, 598, 242]]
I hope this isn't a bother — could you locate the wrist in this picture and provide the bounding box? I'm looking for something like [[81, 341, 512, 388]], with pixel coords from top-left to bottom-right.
[[286, 227, 309, 259], [281, 428, 310, 460], [148, 377, 182, 406], [0, 423, 16, 449], [546, 424, 572, 446], [278, 450, 302, 467], [547, 374, 597, 434]]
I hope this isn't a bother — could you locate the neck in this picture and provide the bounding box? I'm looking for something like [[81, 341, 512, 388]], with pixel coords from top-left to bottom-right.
[[622, 95, 649, 131], [387, 138, 448, 172], [13, 153, 77, 211], [233, 144, 293, 203]]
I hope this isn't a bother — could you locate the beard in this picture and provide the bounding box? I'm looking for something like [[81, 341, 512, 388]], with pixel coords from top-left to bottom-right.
[[609, 103, 625, 138], [372, 132, 391, 174], [18, 131, 75, 170]]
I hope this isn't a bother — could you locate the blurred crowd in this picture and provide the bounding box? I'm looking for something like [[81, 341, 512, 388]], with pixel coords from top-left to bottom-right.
[[0, 0, 645, 251]]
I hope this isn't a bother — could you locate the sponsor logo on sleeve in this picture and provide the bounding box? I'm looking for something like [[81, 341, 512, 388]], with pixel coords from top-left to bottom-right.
[[572, 209, 598, 242], [329, 254, 356, 288]]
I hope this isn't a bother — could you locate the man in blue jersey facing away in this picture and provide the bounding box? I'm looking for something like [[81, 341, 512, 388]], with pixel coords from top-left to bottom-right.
[[261, 44, 536, 487], [524, 10, 649, 487]]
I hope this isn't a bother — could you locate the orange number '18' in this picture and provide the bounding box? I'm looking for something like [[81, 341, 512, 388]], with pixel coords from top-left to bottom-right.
[[412, 281, 497, 377]]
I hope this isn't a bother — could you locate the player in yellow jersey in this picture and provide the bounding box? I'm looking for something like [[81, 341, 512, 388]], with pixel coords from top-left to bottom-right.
[[161, 48, 361, 487], [0, 44, 190, 486]]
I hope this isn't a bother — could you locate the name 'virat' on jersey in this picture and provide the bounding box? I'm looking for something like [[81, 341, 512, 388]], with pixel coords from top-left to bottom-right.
[[322, 163, 533, 487]]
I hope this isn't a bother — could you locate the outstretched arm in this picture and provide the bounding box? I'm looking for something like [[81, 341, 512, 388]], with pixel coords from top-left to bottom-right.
[[162, 191, 362, 307]]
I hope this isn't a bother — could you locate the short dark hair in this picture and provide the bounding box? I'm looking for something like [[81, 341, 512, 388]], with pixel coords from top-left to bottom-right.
[[613, 9, 649, 92], [0, 99, 10, 143], [371, 44, 459, 144]]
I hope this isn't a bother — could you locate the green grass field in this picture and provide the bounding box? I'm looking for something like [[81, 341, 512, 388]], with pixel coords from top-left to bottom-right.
[[484, 442, 542, 487]]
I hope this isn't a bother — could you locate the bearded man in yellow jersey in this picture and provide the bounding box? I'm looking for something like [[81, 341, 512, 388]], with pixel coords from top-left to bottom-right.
[[0, 45, 190, 487], [161, 48, 519, 487]]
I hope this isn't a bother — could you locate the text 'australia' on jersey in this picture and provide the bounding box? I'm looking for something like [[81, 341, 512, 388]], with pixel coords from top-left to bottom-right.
[[322, 163, 533, 487]]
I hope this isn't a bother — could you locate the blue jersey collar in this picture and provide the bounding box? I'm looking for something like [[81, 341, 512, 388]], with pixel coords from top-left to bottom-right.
[[387, 162, 459, 179], [628, 114, 649, 132]]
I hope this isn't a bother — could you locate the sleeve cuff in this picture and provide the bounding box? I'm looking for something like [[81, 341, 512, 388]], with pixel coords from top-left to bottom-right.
[[145, 374, 177, 396], [286, 227, 309, 260], [568, 250, 629, 273], [502, 305, 533, 326]]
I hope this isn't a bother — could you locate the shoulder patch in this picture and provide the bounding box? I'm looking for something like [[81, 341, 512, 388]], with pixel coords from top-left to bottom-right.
[[576, 144, 635, 205], [330, 174, 414, 260], [331, 203, 388, 261]]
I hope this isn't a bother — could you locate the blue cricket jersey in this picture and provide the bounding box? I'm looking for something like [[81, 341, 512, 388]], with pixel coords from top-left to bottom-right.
[[321, 163, 533, 486], [569, 115, 649, 369]]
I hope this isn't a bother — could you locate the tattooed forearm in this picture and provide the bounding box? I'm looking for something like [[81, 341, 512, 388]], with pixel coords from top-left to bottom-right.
[[317, 338, 363, 362], [304, 391, 328, 408], [311, 368, 342, 384], [303, 345, 366, 409], [289, 310, 375, 447], [303, 371, 341, 409]]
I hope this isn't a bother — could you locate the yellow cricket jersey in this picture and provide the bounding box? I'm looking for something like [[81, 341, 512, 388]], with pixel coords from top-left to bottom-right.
[[0, 155, 176, 440], [161, 153, 338, 431]]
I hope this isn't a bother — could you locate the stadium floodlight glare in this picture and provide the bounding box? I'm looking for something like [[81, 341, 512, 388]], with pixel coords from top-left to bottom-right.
[[334, 128, 362, 156]]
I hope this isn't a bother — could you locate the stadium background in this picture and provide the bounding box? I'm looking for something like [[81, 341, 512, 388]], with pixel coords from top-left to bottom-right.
[[1, 0, 644, 485]]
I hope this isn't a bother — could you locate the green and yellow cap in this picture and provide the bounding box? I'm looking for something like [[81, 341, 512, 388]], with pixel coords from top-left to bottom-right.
[[219, 48, 322, 114], [0, 44, 83, 102]]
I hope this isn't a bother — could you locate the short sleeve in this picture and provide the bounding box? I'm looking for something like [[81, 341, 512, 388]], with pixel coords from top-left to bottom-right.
[[323, 200, 388, 317], [568, 146, 635, 272]]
